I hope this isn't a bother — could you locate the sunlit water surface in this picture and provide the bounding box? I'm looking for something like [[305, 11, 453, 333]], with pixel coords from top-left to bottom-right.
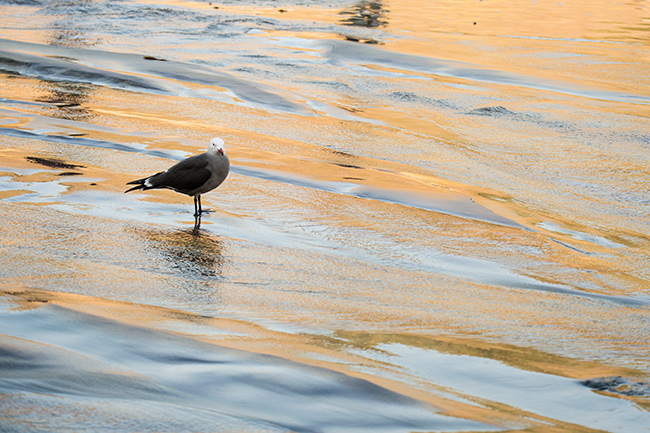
[[1, 0, 649, 432]]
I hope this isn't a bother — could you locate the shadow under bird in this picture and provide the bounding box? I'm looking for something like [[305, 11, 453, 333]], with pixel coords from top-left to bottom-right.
[[125, 137, 230, 216]]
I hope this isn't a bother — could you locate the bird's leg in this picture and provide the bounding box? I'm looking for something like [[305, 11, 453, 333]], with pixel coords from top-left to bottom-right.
[[193, 195, 200, 217], [198, 195, 203, 215]]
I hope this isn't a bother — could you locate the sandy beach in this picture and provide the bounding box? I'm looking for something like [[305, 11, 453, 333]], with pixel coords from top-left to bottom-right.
[[1, 0, 649, 431]]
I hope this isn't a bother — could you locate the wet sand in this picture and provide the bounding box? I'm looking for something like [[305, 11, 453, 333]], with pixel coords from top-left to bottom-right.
[[1, 0, 649, 431]]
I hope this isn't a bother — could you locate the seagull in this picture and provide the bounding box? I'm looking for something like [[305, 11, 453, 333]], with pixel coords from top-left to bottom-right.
[[125, 137, 230, 216]]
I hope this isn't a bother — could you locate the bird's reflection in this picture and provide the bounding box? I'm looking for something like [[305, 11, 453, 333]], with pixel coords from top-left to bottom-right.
[[136, 220, 226, 306], [192, 213, 202, 234], [143, 222, 225, 280]]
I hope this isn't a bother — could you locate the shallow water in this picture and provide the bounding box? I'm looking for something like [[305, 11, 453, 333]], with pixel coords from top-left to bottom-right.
[[0, 0, 649, 431]]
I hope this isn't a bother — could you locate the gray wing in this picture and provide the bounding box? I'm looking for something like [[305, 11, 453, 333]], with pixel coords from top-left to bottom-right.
[[147, 155, 212, 195]]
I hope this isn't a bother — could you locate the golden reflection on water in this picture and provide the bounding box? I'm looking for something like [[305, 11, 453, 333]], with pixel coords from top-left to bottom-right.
[[1, 0, 649, 429], [386, 0, 650, 41], [3, 286, 648, 428], [37, 81, 97, 122], [1, 69, 647, 353]]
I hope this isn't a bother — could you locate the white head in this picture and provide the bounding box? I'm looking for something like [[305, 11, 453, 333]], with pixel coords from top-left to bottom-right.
[[208, 137, 226, 156]]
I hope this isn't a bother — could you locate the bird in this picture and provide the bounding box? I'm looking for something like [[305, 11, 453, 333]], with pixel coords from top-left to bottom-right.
[[125, 137, 230, 217]]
